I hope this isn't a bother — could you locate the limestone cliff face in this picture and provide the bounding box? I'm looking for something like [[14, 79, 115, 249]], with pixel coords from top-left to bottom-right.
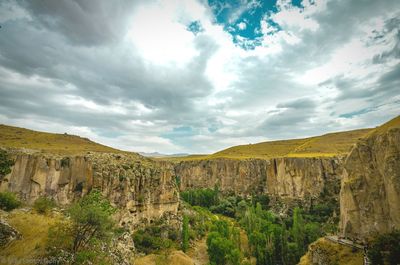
[[175, 157, 342, 201], [174, 159, 268, 195], [0, 151, 179, 227], [340, 125, 400, 239]]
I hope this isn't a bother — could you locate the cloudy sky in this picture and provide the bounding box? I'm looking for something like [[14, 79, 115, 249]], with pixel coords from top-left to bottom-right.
[[0, 0, 399, 154]]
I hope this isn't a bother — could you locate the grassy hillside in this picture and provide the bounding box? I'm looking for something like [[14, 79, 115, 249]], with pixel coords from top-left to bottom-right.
[[367, 115, 400, 136], [166, 128, 373, 161], [0, 124, 123, 155]]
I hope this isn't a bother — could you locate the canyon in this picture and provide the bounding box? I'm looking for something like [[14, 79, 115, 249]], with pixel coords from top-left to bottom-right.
[[0, 115, 399, 264]]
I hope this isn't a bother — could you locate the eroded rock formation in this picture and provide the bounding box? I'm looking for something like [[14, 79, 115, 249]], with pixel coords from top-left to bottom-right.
[[175, 157, 342, 203], [340, 118, 400, 239], [0, 151, 179, 227]]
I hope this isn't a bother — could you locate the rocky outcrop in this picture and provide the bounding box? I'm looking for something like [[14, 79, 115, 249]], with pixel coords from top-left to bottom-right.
[[0, 151, 179, 227], [340, 120, 400, 240], [0, 219, 21, 247], [298, 238, 363, 265], [175, 157, 342, 202]]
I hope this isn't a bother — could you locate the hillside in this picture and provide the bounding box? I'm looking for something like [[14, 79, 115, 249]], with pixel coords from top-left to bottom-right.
[[366, 115, 400, 136], [0, 124, 124, 155], [168, 128, 372, 161]]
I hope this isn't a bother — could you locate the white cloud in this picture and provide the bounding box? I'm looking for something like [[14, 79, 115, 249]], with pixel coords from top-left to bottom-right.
[[127, 0, 203, 66], [237, 21, 247, 30]]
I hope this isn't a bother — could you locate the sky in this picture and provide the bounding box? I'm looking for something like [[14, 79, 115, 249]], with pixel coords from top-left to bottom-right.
[[0, 0, 399, 154]]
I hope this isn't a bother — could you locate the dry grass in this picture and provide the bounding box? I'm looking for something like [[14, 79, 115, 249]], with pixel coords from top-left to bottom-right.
[[298, 238, 363, 265], [0, 124, 124, 155], [367, 115, 400, 136], [133, 250, 195, 265], [165, 128, 372, 162], [0, 210, 61, 265]]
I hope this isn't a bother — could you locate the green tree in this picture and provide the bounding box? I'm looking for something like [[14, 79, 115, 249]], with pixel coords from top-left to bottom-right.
[[292, 207, 305, 255], [182, 214, 189, 252], [68, 190, 115, 253]]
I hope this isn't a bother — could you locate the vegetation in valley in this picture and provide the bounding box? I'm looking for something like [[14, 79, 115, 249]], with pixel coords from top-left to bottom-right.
[[180, 188, 338, 265], [133, 221, 180, 254], [207, 219, 242, 265]]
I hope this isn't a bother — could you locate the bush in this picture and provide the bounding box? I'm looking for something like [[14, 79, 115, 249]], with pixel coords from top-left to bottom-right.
[[368, 230, 400, 265], [0, 150, 13, 179], [210, 198, 236, 217], [0, 191, 21, 211], [133, 228, 175, 254], [33, 197, 56, 214]]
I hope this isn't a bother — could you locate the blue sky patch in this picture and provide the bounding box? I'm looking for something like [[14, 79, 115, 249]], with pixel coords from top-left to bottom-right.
[[187, 20, 204, 35], [162, 126, 195, 140], [291, 0, 303, 8], [339, 108, 374, 118], [207, 0, 280, 49]]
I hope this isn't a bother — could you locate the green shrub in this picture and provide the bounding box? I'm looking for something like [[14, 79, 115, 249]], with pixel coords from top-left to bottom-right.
[[0, 150, 13, 179], [368, 230, 400, 265], [33, 196, 56, 214], [0, 191, 21, 211], [133, 228, 175, 254]]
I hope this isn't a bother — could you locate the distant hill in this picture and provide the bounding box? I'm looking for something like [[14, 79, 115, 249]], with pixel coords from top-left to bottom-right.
[[366, 115, 400, 136], [0, 124, 125, 155], [139, 152, 190, 158], [167, 128, 375, 161]]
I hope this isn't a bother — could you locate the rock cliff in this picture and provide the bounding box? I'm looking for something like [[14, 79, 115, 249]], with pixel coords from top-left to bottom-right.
[[340, 116, 400, 240], [175, 157, 342, 203], [298, 238, 363, 265], [0, 151, 179, 228]]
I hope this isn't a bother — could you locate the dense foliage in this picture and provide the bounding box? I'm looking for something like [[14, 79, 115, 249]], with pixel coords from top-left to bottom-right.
[[0, 191, 21, 211], [182, 188, 329, 265], [368, 230, 400, 265], [240, 203, 321, 265], [133, 220, 179, 254], [206, 220, 241, 265], [180, 187, 219, 208]]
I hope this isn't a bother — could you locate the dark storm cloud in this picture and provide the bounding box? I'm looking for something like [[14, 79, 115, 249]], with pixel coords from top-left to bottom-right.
[[0, 1, 218, 132], [19, 0, 139, 46]]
